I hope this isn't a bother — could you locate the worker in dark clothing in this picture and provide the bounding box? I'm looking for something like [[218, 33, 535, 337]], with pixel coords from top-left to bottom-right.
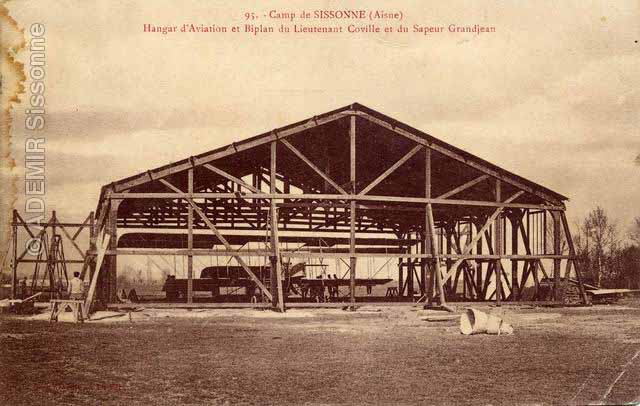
[[20, 277, 28, 299], [127, 288, 140, 303], [164, 275, 178, 301], [314, 275, 325, 302], [332, 274, 340, 298], [327, 275, 335, 300]]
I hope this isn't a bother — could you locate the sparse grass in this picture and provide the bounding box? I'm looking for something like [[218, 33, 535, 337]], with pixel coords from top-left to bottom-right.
[[2, 302, 640, 405]]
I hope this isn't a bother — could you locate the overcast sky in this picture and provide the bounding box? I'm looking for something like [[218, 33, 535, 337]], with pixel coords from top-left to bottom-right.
[[7, 0, 640, 234]]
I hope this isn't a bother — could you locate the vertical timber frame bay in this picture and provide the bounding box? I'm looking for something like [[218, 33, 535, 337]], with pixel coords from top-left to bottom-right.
[[270, 139, 285, 312], [76, 103, 588, 311], [349, 115, 357, 309]]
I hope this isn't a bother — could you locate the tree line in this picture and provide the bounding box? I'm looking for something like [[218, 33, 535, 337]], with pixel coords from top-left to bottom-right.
[[572, 207, 640, 289]]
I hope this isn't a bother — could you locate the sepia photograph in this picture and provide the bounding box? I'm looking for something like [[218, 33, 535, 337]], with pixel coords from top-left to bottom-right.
[[1, 1, 639, 405]]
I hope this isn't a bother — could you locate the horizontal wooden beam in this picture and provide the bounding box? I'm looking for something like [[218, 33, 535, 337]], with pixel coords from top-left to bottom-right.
[[10, 221, 90, 228], [106, 300, 563, 310], [106, 248, 573, 260], [17, 259, 86, 264], [111, 192, 562, 210]]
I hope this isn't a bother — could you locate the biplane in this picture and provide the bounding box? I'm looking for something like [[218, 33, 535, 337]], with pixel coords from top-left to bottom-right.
[[162, 262, 392, 302]]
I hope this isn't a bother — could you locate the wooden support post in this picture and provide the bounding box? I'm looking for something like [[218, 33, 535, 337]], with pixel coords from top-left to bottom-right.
[[407, 234, 414, 299], [494, 180, 503, 306], [427, 204, 447, 307], [187, 168, 194, 304], [11, 209, 17, 299], [106, 199, 121, 304], [552, 210, 561, 301], [349, 115, 357, 309], [49, 211, 57, 294], [350, 115, 356, 193], [350, 201, 357, 308], [269, 258, 277, 302], [270, 141, 285, 312], [398, 251, 404, 295], [420, 237, 427, 295], [271, 203, 285, 312], [511, 212, 520, 301], [559, 211, 589, 304], [269, 233, 278, 302], [270, 158, 278, 306], [445, 226, 452, 294], [423, 147, 437, 306], [475, 219, 483, 300], [425, 257, 434, 306], [80, 211, 96, 281]]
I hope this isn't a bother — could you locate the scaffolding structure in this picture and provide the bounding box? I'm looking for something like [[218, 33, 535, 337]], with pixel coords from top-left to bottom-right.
[[9, 103, 588, 312]]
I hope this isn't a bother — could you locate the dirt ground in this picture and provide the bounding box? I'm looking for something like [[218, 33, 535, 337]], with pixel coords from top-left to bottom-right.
[[2, 300, 640, 406]]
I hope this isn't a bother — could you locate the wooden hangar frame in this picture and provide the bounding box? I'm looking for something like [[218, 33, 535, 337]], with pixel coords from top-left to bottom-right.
[[50, 103, 587, 313]]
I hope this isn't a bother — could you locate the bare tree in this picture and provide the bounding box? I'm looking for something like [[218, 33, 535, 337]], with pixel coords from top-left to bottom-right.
[[583, 207, 618, 286]]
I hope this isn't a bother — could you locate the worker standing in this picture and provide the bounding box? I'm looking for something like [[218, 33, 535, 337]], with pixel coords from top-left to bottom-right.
[[68, 272, 84, 300], [19, 277, 28, 299]]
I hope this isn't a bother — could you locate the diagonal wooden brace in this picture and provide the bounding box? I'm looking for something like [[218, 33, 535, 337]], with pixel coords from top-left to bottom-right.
[[280, 139, 348, 195], [442, 191, 525, 282], [359, 144, 423, 195], [159, 179, 273, 301]]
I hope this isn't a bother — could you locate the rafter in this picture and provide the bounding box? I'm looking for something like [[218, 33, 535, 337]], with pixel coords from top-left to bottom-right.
[[202, 163, 263, 194], [280, 139, 348, 195], [353, 110, 563, 205], [114, 111, 351, 192], [359, 144, 423, 195], [437, 175, 489, 199]]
